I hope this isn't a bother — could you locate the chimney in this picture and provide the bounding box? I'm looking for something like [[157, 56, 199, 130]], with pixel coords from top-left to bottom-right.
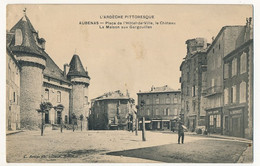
[[63, 63, 69, 77]]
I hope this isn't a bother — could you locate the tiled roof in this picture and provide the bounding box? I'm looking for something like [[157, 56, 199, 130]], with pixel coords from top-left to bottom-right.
[[42, 51, 71, 83], [93, 90, 130, 101], [9, 15, 45, 58], [67, 54, 90, 78], [138, 85, 180, 94]]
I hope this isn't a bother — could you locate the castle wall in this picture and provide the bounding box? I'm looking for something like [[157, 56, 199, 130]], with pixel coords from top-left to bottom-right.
[[20, 65, 43, 129], [70, 83, 89, 129]]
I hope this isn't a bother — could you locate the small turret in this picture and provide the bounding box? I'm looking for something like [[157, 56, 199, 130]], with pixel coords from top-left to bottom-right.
[[68, 54, 90, 130]]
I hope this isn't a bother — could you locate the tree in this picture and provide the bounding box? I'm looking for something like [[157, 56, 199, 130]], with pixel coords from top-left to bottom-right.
[[37, 102, 53, 136]]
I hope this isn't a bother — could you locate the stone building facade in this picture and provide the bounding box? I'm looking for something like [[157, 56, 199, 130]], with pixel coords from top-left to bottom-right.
[[89, 90, 135, 130], [180, 38, 208, 131], [6, 13, 90, 130], [222, 19, 253, 139], [180, 19, 253, 139], [6, 48, 21, 131], [204, 26, 245, 135], [137, 85, 181, 130]]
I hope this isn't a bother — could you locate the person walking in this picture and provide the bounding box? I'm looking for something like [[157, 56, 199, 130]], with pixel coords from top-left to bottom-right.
[[178, 121, 184, 144]]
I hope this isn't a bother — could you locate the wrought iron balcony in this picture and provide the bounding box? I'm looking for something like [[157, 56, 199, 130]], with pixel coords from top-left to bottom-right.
[[203, 86, 222, 97]]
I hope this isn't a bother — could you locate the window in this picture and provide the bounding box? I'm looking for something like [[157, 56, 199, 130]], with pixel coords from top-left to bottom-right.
[[192, 85, 196, 97], [224, 88, 229, 105], [15, 29, 23, 46], [240, 82, 246, 103], [84, 96, 88, 105], [146, 99, 150, 105], [13, 92, 16, 103], [155, 108, 159, 115], [166, 108, 170, 115], [216, 115, 221, 128], [224, 63, 229, 79], [57, 91, 61, 103], [192, 101, 196, 112], [174, 108, 178, 116], [163, 109, 167, 115], [231, 85, 237, 103], [186, 87, 189, 96], [155, 98, 159, 104], [173, 98, 178, 103], [232, 58, 237, 77], [210, 115, 213, 125], [186, 101, 189, 112], [166, 97, 171, 104], [146, 109, 150, 115], [44, 89, 49, 100], [240, 52, 247, 74]]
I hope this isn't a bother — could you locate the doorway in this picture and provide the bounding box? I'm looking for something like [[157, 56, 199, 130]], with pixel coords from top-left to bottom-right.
[[45, 111, 49, 124], [57, 111, 61, 124]]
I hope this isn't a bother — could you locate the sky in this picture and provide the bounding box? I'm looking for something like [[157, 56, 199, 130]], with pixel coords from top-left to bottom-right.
[[6, 4, 253, 102]]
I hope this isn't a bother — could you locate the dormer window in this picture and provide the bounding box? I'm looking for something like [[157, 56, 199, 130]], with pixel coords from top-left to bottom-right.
[[15, 29, 23, 46]]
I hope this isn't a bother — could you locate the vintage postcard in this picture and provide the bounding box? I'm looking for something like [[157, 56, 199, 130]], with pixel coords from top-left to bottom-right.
[[5, 4, 253, 163]]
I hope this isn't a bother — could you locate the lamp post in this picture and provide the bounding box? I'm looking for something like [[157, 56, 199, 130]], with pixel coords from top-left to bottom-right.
[[54, 104, 64, 133], [140, 100, 146, 141], [135, 105, 139, 136]]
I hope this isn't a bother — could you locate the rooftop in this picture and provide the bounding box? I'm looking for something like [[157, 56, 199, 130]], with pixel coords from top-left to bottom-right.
[[137, 85, 181, 94]]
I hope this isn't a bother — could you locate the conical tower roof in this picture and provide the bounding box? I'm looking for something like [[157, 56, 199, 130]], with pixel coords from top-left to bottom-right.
[[67, 54, 90, 78], [9, 15, 45, 57]]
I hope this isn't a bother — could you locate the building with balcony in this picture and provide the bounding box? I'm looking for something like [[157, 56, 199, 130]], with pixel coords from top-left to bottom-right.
[[180, 38, 208, 131], [89, 90, 135, 130], [204, 25, 246, 135], [222, 18, 253, 139], [137, 85, 181, 131]]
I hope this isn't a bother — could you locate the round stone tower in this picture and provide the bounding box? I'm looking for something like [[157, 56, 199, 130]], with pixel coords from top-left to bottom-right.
[[67, 54, 90, 130], [8, 14, 47, 129]]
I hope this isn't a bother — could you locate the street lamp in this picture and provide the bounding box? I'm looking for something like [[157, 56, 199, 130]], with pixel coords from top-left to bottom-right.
[[140, 100, 146, 141], [54, 104, 64, 133]]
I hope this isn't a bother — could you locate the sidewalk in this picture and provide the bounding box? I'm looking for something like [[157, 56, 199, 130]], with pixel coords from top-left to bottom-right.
[[6, 130, 24, 136]]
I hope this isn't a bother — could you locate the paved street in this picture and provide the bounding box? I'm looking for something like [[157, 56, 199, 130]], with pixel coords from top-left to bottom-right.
[[6, 129, 252, 163]]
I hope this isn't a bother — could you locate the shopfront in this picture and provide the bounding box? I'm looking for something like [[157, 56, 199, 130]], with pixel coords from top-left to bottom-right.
[[206, 108, 223, 134], [228, 108, 244, 138]]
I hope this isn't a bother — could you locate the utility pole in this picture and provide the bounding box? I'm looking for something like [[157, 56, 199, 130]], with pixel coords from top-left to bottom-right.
[[140, 100, 146, 141], [142, 117, 146, 141]]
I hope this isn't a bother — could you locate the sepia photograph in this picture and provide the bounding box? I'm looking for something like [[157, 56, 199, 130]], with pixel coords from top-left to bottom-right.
[[4, 4, 254, 164]]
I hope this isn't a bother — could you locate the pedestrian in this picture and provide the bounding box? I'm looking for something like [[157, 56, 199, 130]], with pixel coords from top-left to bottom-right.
[[178, 121, 184, 144]]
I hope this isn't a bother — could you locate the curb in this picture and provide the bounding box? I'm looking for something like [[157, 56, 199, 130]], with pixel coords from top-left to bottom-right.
[[6, 130, 24, 136]]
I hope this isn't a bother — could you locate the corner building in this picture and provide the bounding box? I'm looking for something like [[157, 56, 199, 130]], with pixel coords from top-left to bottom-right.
[[180, 38, 208, 131], [89, 90, 135, 130], [6, 13, 90, 130], [137, 85, 181, 130]]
